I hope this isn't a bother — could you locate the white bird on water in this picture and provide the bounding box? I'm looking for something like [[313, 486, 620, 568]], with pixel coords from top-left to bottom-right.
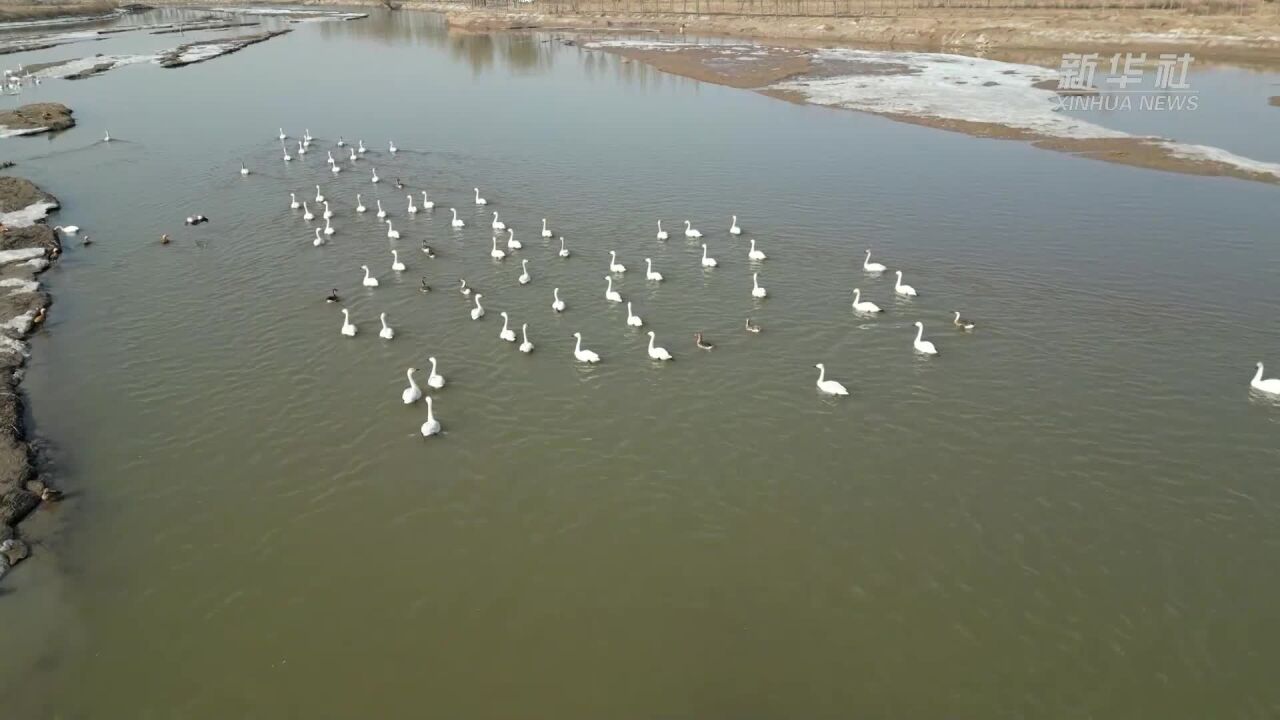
[[406, 195, 418, 214], [491, 212, 506, 231], [376, 200, 387, 219], [459, 278, 472, 297], [646, 331, 672, 361], [391, 249, 405, 271], [626, 302, 643, 328], [402, 368, 422, 404], [340, 308, 357, 337], [323, 217, 335, 236], [289, 193, 300, 209], [103, 130, 111, 142], [645, 258, 663, 282], [701, 244, 718, 268], [604, 276, 622, 303], [751, 272, 767, 298], [323, 201, 333, 220], [519, 324, 534, 354], [852, 288, 881, 313], [302, 202, 315, 221], [278, 127, 287, 141], [240, 162, 249, 176], [913, 321, 938, 355], [518, 259, 531, 285], [386, 220, 399, 240], [490, 236, 506, 260], [297, 140, 307, 156], [541, 218, 553, 238], [506, 228, 521, 250], [748, 238, 767, 261], [358, 139, 367, 154], [471, 294, 485, 320], [450, 208, 465, 228], [314, 185, 325, 203], [474, 187, 487, 206], [863, 249, 886, 273], [656, 220, 669, 241], [608, 250, 626, 274], [551, 287, 565, 313], [729, 215, 742, 235], [894, 270, 917, 297], [281, 141, 292, 162], [684, 220, 702, 238], [388, 140, 398, 154], [420, 191, 434, 210], [356, 194, 366, 213], [499, 312, 516, 342], [427, 357, 445, 388], [379, 312, 395, 340], [420, 396, 441, 438], [361, 265, 379, 287], [814, 363, 848, 396], [313, 228, 324, 247], [1252, 362, 1280, 395], [558, 237, 570, 258], [53, 225, 80, 235], [572, 332, 600, 363], [371, 168, 380, 184]]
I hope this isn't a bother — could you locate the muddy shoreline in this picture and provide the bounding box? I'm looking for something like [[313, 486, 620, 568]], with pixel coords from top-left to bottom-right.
[[0, 175, 64, 584], [0, 103, 76, 138]]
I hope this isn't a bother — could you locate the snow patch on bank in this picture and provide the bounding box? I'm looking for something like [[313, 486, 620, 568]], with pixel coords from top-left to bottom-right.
[[0, 204, 58, 230], [1157, 141, 1280, 179]]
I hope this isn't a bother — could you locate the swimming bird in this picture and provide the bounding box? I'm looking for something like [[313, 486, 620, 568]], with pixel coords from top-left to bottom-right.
[[684, 220, 702, 238], [558, 237, 570, 258], [701, 244, 718, 268], [281, 141, 292, 162], [53, 225, 80, 236], [304, 128, 312, 143], [420, 396, 441, 438], [421, 241, 435, 258], [490, 236, 507, 260], [541, 218, 553, 238], [240, 162, 249, 176], [379, 312, 395, 340], [748, 238, 767, 261], [499, 312, 516, 342], [278, 128, 287, 141], [894, 270, 917, 297], [326, 288, 340, 303], [626, 302, 643, 328], [323, 201, 333, 220], [604, 276, 622, 303], [337, 136, 345, 147], [471, 294, 485, 320], [552, 287, 565, 312], [646, 331, 672, 361], [314, 185, 325, 203], [388, 140, 397, 154], [358, 139, 366, 154], [953, 311, 975, 330], [609, 250, 626, 274], [863, 250, 886, 273], [386, 220, 399, 239], [572, 332, 600, 363], [361, 265, 379, 287], [407, 195, 418, 214], [656, 221, 668, 241], [1251, 362, 1280, 395], [160, 234, 170, 245], [420, 277, 431, 293], [491, 212, 505, 231], [402, 368, 422, 404], [313, 228, 325, 247], [518, 259, 530, 285], [349, 147, 358, 163], [474, 187, 487, 206], [340, 308, 357, 337], [519, 324, 534, 353], [852, 288, 881, 313], [297, 140, 307, 156], [814, 363, 849, 395], [744, 319, 761, 333], [696, 332, 715, 349], [81, 235, 93, 246], [185, 214, 208, 225], [376, 200, 387, 219], [450, 208, 465, 228], [427, 357, 445, 388], [302, 202, 314, 221], [913, 321, 938, 355], [330, 161, 341, 175], [506, 228, 522, 250], [729, 215, 742, 235], [391, 249, 405, 271], [371, 168, 380, 184], [644, 258, 663, 282], [356, 194, 367, 213], [289, 193, 300, 210], [751, 272, 767, 298], [459, 278, 472, 296], [420, 191, 434, 210], [103, 130, 111, 142], [327, 151, 336, 165], [394, 179, 404, 190]]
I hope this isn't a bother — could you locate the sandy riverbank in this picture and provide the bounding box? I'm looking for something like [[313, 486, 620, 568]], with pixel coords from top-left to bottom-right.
[[0, 103, 76, 138], [0, 174, 65, 584]]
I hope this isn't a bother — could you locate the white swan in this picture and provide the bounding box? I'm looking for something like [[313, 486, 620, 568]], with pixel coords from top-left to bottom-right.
[[376, 200, 387, 219], [626, 301, 643, 328], [701, 244, 718, 268], [361, 265, 379, 287], [729, 215, 741, 235], [499, 312, 516, 342], [645, 258, 663, 282], [552, 287, 565, 313], [406, 195, 418, 214], [337, 137, 346, 147], [357, 139, 366, 154], [894, 270, 917, 297], [420, 396, 441, 438], [391, 249, 405, 271], [324, 217, 335, 236], [386, 220, 400, 240], [656, 220, 668, 241], [302, 202, 314, 221], [281, 141, 292, 162], [491, 212, 505, 231], [323, 201, 333, 220], [427, 356, 445, 388], [356, 194, 366, 213], [370, 168, 379, 184], [518, 259, 530, 285], [541, 218, 552, 238], [490, 236, 506, 260], [851, 288, 881, 313], [646, 331, 672, 361], [913, 321, 938, 355], [864, 249, 887, 273], [459, 278, 472, 297], [304, 128, 312, 143], [748, 238, 767, 261], [402, 368, 422, 404], [558, 237, 570, 258], [290, 193, 300, 209], [349, 147, 358, 163], [519, 324, 534, 353], [604, 276, 622, 303], [470, 294, 485, 320], [573, 332, 600, 363], [506, 228, 522, 250], [330, 159, 341, 174], [314, 185, 325, 203], [609, 250, 626, 274], [53, 225, 80, 235], [474, 187, 487, 206], [814, 363, 849, 396], [103, 130, 111, 142], [327, 150, 336, 165], [953, 311, 975, 331], [339, 308, 357, 337], [420, 191, 434, 210], [1252, 362, 1280, 395], [278, 127, 286, 141], [313, 228, 324, 247], [450, 208, 465, 228], [240, 162, 249, 176], [388, 140, 398, 154], [297, 140, 306, 156], [751, 272, 767, 298], [684, 220, 702, 238]]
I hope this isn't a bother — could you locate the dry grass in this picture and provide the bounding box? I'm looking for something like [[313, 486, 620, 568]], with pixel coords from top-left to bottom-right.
[[0, 1, 118, 23], [461, 0, 1274, 14]]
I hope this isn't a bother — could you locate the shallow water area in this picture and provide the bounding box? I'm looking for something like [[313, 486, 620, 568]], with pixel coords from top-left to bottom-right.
[[1, 7, 1279, 719]]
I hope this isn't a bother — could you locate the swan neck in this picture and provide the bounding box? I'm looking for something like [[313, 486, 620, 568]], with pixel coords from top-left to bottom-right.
[[915, 325, 923, 342], [1255, 364, 1265, 382], [817, 365, 825, 382]]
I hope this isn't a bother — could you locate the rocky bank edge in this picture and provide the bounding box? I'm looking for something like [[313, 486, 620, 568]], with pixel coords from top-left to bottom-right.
[[0, 103, 76, 138], [0, 176, 64, 583]]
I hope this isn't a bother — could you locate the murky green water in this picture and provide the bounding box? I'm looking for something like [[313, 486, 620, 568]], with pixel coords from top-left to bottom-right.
[[3, 9, 1280, 718]]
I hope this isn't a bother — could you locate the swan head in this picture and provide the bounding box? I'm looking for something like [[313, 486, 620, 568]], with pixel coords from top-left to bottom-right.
[[475, 293, 482, 300], [896, 270, 903, 278], [361, 265, 369, 271], [408, 367, 417, 374], [914, 321, 923, 328], [501, 311, 508, 318], [573, 332, 582, 339], [815, 363, 824, 369], [429, 356, 437, 363], [380, 312, 386, 320], [647, 331, 655, 338], [522, 259, 528, 267], [342, 308, 349, 317]]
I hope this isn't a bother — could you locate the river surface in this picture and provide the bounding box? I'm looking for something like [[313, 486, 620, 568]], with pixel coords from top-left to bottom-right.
[[2, 8, 1280, 719]]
